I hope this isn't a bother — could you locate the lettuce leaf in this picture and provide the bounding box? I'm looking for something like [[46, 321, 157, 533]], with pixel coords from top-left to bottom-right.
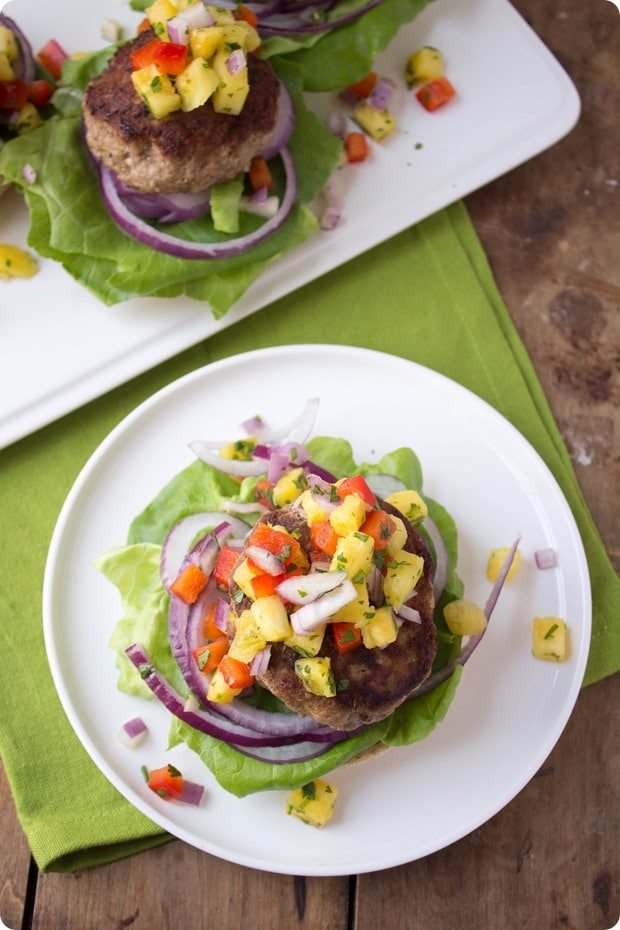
[[101, 436, 464, 796], [263, 0, 432, 91], [0, 54, 340, 314]]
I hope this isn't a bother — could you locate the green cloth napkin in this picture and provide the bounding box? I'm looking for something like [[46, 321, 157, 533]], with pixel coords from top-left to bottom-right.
[[0, 202, 618, 872]]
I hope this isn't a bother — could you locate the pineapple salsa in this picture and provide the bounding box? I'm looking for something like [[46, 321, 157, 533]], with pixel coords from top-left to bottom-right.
[[130, 1, 261, 118]]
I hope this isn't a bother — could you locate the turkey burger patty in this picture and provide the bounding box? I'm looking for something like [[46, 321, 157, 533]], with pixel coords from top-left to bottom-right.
[[82, 30, 281, 194], [228, 501, 438, 732]]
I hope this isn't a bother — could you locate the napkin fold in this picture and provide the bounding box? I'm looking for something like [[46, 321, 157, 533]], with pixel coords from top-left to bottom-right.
[[0, 202, 617, 872]]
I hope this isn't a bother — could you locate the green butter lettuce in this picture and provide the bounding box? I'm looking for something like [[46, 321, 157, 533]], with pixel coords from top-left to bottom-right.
[[0, 53, 340, 315], [100, 436, 464, 797]]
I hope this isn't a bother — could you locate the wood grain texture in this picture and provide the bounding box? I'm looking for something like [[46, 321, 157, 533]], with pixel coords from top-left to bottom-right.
[[355, 672, 620, 930], [31, 843, 349, 930], [466, 0, 620, 572], [0, 762, 33, 930]]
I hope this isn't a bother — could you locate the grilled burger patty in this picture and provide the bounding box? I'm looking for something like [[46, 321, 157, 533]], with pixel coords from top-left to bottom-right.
[[230, 502, 437, 732], [82, 30, 281, 194]]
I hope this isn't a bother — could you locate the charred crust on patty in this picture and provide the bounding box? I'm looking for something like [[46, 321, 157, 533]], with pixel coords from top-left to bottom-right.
[[229, 500, 438, 731], [82, 30, 281, 193]]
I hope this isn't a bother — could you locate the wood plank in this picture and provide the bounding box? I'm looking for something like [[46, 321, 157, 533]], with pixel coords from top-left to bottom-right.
[[466, 0, 620, 572], [0, 762, 34, 930], [355, 672, 620, 929], [32, 844, 349, 930]]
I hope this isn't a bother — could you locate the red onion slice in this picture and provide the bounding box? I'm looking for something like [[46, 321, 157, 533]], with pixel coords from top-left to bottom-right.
[[97, 148, 297, 260], [160, 514, 245, 590], [396, 604, 421, 624], [249, 644, 272, 676], [258, 0, 382, 35], [290, 579, 357, 634], [261, 82, 295, 159], [422, 516, 449, 603], [277, 570, 346, 605]]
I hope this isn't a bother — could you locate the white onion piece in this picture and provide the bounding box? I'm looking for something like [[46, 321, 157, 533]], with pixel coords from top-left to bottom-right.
[[118, 717, 148, 750], [245, 545, 285, 576], [189, 441, 267, 477], [535, 548, 557, 569], [184, 694, 200, 713], [167, 2, 214, 43], [160, 513, 239, 589], [364, 473, 407, 498], [291, 579, 357, 633], [422, 516, 449, 602], [267, 450, 290, 483], [277, 570, 346, 605], [239, 194, 280, 218], [397, 604, 421, 624]]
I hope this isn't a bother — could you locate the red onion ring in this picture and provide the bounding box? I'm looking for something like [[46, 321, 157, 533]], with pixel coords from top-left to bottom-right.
[[97, 148, 297, 260], [261, 82, 295, 159], [160, 514, 243, 590], [0, 15, 36, 83]]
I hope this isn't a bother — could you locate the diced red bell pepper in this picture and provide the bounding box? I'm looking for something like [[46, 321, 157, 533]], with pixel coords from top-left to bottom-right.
[[37, 39, 68, 81], [214, 546, 240, 590], [235, 4, 259, 28], [247, 523, 304, 568], [251, 572, 284, 599], [344, 132, 369, 164], [336, 475, 377, 508], [248, 156, 274, 192], [193, 637, 229, 674], [360, 509, 395, 550], [416, 76, 456, 112], [333, 622, 363, 654], [131, 38, 188, 75], [202, 602, 224, 640], [27, 80, 54, 107], [310, 520, 340, 558], [170, 563, 209, 604], [218, 655, 255, 690], [146, 764, 184, 800], [345, 71, 377, 99], [255, 479, 274, 509], [0, 80, 28, 110]]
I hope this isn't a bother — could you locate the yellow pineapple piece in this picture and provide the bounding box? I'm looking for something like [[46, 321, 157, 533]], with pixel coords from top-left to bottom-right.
[[532, 617, 567, 662], [487, 547, 522, 582], [443, 599, 486, 636], [286, 779, 338, 827]]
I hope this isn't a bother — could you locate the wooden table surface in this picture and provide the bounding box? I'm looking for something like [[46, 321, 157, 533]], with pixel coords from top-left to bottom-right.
[[1, 0, 618, 927]]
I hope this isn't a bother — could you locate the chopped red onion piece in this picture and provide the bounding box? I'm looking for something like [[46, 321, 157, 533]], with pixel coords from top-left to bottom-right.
[[251, 186, 269, 205], [422, 516, 449, 603], [245, 545, 285, 576], [239, 194, 280, 219], [22, 163, 36, 184], [167, 2, 214, 44], [249, 644, 272, 676], [320, 205, 341, 230], [367, 76, 396, 110], [226, 48, 246, 75], [214, 598, 230, 632], [267, 450, 291, 484], [326, 110, 347, 137], [397, 604, 421, 624], [119, 717, 148, 749], [241, 414, 265, 435], [535, 548, 557, 569], [179, 779, 206, 806], [277, 570, 346, 605], [291, 579, 357, 634]]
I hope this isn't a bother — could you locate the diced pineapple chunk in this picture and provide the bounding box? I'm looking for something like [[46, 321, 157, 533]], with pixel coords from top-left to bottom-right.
[[286, 779, 338, 827], [207, 666, 241, 702], [361, 606, 398, 649], [0, 50, 15, 81], [250, 595, 292, 642], [385, 490, 428, 524], [0, 26, 19, 62], [331, 583, 373, 624], [171, 0, 196, 10], [228, 609, 266, 663], [221, 21, 260, 52], [353, 102, 396, 141], [330, 532, 374, 581], [205, 4, 236, 24], [383, 549, 424, 609], [385, 516, 407, 557], [298, 489, 330, 526], [131, 64, 181, 119], [13, 103, 41, 134], [329, 493, 367, 537], [146, 0, 177, 39], [218, 438, 255, 460], [212, 48, 249, 115], [405, 46, 444, 86], [294, 657, 336, 697], [0, 245, 38, 280], [272, 467, 307, 507], [232, 557, 260, 600], [284, 627, 325, 657], [176, 57, 219, 112], [487, 547, 522, 582], [532, 616, 567, 662], [443, 598, 486, 636], [189, 24, 224, 59]]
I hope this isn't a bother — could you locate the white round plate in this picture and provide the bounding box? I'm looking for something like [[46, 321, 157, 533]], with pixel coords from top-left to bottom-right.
[[43, 345, 591, 875]]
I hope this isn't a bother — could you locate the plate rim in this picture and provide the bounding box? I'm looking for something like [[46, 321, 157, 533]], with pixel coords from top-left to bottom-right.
[[42, 344, 592, 875]]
